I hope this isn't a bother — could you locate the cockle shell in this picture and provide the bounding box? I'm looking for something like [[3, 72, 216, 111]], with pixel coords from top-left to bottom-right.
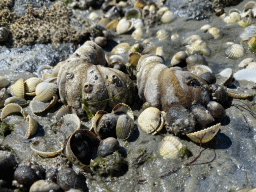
[[161, 10, 175, 23], [111, 103, 134, 120], [116, 18, 133, 35], [25, 77, 43, 93], [225, 44, 244, 59], [183, 35, 202, 45], [0, 88, 9, 108], [186, 123, 221, 143], [159, 135, 185, 159], [35, 82, 58, 102], [12, 78, 25, 98], [58, 113, 81, 138], [0, 76, 10, 89], [1, 103, 27, 120], [138, 107, 165, 135], [30, 94, 58, 113], [171, 51, 188, 66], [26, 115, 38, 138], [4, 96, 27, 106]]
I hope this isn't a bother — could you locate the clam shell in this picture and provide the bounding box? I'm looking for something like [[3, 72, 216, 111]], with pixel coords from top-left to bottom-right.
[[1, 103, 27, 120], [125, 8, 141, 20], [25, 77, 43, 93], [12, 78, 25, 98], [208, 27, 221, 39], [186, 123, 221, 143], [134, 0, 146, 9], [156, 47, 164, 58], [4, 96, 27, 106], [116, 18, 133, 35], [30, 94, 58, 113], [138, 107, 165, 135], [111, 43, 130, 54], [156, 29, 169, 41], [55, 105, 73, 121], [35, 82, 58, 102], [59, 113, 81, 138], [0, 88, 9, 108], [171, 51, 188, 66], [116, 114, 134, 140], [161, 10, 175, 23], [97, 137, 119, 157], [225, 44, 244, 59], [26, 115, 38, 138], [111, 103, 134, 120], [238, 58, 254, 68], [200, 24, 211, 32], [0, 76, 10, 89], [234, 69, 256, 83], [159, 135, 185, 159], [193, 65, 213, 77], [240, 25, 256, 41]]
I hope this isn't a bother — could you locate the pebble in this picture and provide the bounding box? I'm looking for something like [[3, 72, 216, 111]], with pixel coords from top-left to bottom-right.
[[29, 180, 62, 192]]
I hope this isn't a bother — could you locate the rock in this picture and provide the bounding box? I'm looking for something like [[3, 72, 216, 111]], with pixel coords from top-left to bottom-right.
[[0, 27, 10, 42], [0, 150, 17, 180], [29, 180, 62, 192]]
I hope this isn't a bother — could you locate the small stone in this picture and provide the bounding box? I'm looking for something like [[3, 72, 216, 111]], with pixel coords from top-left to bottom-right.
[[0, 150, 17, 180], [29, 180, 61, 192]]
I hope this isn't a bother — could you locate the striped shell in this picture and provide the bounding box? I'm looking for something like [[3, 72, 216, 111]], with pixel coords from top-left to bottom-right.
[[12, 78, 25, 98], [1, 103, 27, 120], [0, 76, 10, 89], [26, 115, 38, 138], [225, 44, 244, 59], [138, 107, 165, 134], [35, 82, 58, 102], [30, 94, 58, 113], [25, 77, 43, 93], [186, 123, 221, 143], [159, 135, 185, 159], [111, 103, 134, 120]]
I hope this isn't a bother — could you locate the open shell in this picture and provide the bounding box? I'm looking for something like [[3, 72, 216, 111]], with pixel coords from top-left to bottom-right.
[[25, 77, 43, 93], [26, 115, 38, 138], [159, 135, 185, 159], [138, 107, 165, 135], [35, 82, 58, 102], [30, 94, 58, 113], [111, 103, 134, 120], [12, 78, 25, 98], [58, 113, 81, 138], [90, 110, 108, 132], [186, 123, 221, 143], [1, 103, 27, 120], [116, 18, 133, 35]]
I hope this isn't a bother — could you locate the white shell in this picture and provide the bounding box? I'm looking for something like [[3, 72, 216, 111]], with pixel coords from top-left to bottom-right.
[[0, 88, 9, 108], [161, 10, 175, 23], [183, 35, 202, 45], [59, 113, 81, 138], [30, 141, 64, 158], [223, 12, 240, 24], [116, 18, 133, 35], [35, 82, 58, 102], [186, 40, 210, 56], [159, 135, 185, 159], [138, 107, 165, 134], [132, 27, 143, 40], [225, 44, 244, 59], [88, 12, 99, 20], [240, 25, 256, 41], [30, 94, 58, 113], [200, 24, 211, 32]]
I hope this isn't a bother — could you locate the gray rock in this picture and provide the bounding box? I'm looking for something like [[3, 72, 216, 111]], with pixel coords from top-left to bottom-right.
[[29, 180, 62, 192], [0, 150, 17, 180]]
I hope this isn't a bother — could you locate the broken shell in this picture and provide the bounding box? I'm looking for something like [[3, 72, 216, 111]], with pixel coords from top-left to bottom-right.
[[1, 103, 27, 120], [138, 107, 165, 135], [161, 10, 175, 23], [200, 24, 211, 32], [0, 76, 10, 89], [208, 27, 221, 39], [125, 8, 141, 20], [171, 51, 188, 66], [97, 137, 119, 157], [58, 113, 81, 138], [30, 94, 58, 113], [26, 115, 38, 138], [111, 103, 134, 120], [35, 82, 58, 102], [116, 18, 133, 35], [25, 77, 43, 93], [186, 123, 221, 143], [38, 65, 53, 78], [159, 135, 185, 159], [116, 114, 134, 140], [156, 29, 169, 41], [225, 44, 244, 59], [0, 88, 9, 108], [4, 96, 27, 106], [55, 105, 73, 121], [12, 78, 25, 98]]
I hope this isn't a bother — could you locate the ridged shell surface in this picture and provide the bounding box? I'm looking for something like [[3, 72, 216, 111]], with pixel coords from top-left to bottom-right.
[[12, 78, 25, 98], [225, 44, 244, 59], [26, 115, 38, 138], [240, 25, 256, 41], [1, 103, 26, 120], [36, 82, 58, 102], [25, 77, 43, 93], [159, 135, 184, 159]]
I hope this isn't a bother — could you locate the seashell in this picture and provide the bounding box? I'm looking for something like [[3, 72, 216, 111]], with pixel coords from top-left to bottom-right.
[[4, 96, 27, 106], [30, 94, 58, 113], [111, 43, 130, 54], [26, 115, 38, 138], [248, 35, 256, 51], [208, 27, 221, 39], [125, 8, 141, 20], [35, 82, 58, 102], [133, 18, 144, 29], [105, 19, 119, 31], [0, 76, 10, 89], [98, 17, 111, 28], [94, 36, 107, 47], [183, 35, 202, 45], [161, 10, 175, 23], [246, 62, 256, 69], [200, 72, 216, 84], [223, 12, 240, 24], [43, 77, 57, 84], [116, 114, 134, 140], [1, 103, 27, 120], [116, 18, 133, 35], [111, 103, 134, 120], [156, 29, 169, 41], [216, 68, 233, 86], [134, 0, 146, 9], [171, 33, 179, 41], [108, 55, 124, 67], [30, 140, 65, 158], [200, 24, 211, 32], [149, 3, 157, 14], [240, 25, 256, 41], [186, 54, 207, 69], [12, 78, 25, 98], [157, 7, 169, 16], [186, 40, 210, 56], [138, 107, 165, 135], [65, 129, 99, 173], [128, 52, 141, 69], [191, 105, 215, 128], [141, 45, 157, 55], [227, 88, 254, 98], [132, 27, 143, 40], [25, 77, 43, 93], [238, 58, 254, 68], [58, 113, 81, 138], [55, 105, 73, 121], [159, 135, 186, 159], [186, 123, 221, 143], [225, 44, 244, 59], [97, 137, 119, 157], [171, 51, 188, 66], [88, 12, 99, 20], [0, 88, 9, 108]]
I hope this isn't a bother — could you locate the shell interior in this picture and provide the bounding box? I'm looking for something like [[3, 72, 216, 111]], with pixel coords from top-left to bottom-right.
[[30, 94, 58, 113], [111, 103, 134, 120], [26, 115, 38, 138], [1, 103, 27, 120]]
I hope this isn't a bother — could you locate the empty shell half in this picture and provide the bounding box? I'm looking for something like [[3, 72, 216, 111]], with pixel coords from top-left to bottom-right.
[[1, 103, 27, 120], [26, 115, 38, 138]]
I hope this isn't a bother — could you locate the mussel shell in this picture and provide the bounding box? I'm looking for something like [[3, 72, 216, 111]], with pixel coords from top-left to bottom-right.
[[97, 137, 119, 157], [116, 114, 134, 140]]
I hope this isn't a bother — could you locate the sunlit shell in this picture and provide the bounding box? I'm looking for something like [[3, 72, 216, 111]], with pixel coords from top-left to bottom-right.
[[234, 68, 256, 83], [200, 24, 211, 32], [208, 27, 221, 39], [35, 82, 58, 102], [133, 18, 144, 29], [186, 40, 210, 56], [25, 77, 43, 93], [240, 25, 256, 41], [43, 77, 57, 84], [116, 18, 133, 35], [161, 10, 176, 23], [134, 0, 146, 9], [0, 88, 8, 108], [12, 78, 25, 98], [30, 94, 58, 113], [193, 65, 212, 76], [157, 7, 169, 16], [4, 96, 27, 106], [129, 43, 143, 53], [59, 113, 81, 138], [223, 12, 240, 24], [225, 44, 244, 59], [159, 135, 185, 159], [125, 8, 141, 20], [88, 12, 99, 20], [111, 103, 134, 120], [132, 27, 143, 40], [116, 114, 134, 140], [111, 43, 130, 54], [227, 88, 253, 99], [26, 115, 38, 138], [156, 29, 169, 41], [1, 103, 27, 120], [105, 19, 119, 31], [186, 123, 221, 143], [141, 45, 157, 55], [246, 62, 256, 69], [138, 107, 165, 134], [171, 51, 188, 66], [216, 68, 233, 86], [183, 35, 202, 45], [238, 58, 254, 68], [0, 76, 10, 89], [55, 105, 73, 121]]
